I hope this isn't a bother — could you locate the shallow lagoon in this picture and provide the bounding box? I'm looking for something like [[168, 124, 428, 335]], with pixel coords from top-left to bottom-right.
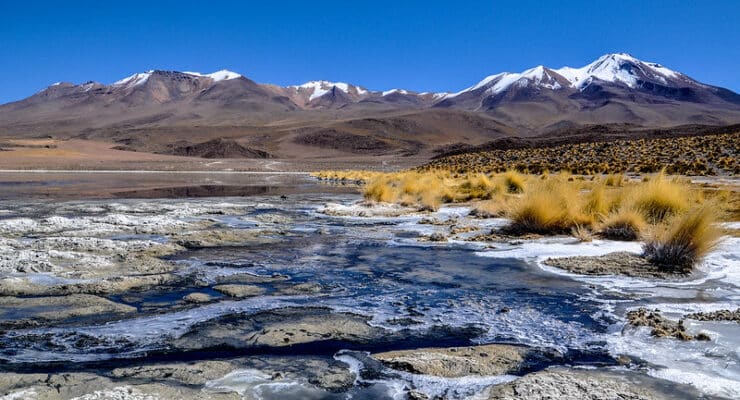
[[0, 174, 737, 399]]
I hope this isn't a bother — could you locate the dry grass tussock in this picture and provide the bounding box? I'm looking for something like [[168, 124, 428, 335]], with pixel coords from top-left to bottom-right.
[[598, 209, 647, 241], [313, 169, 733, 269], [643, 204, 722, 272], [628, 171, 690, 223]]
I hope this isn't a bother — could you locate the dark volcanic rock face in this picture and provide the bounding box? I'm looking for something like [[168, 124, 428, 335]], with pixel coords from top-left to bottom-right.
[[293, 129, 397, 154], [169, 138, 272, 159]]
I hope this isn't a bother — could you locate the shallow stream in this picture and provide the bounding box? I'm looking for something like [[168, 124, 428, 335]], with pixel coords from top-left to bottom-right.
[[0, 185, 737, 399]]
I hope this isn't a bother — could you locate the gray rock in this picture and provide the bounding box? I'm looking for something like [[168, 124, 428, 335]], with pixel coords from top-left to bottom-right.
[[174, 307, 382, 349], [686, 308, 740, 323], [212, 284, 265, 298], [0, 294, 135, 327], [372, 344, 531, 378], [215, 273, 289, 285], [0, 371, 239, 400], [277, 282, 323, 295], [543, 252, 680, 279], [110, 361, 235, 386], [0, 273, 179, 296], [627, 308, 710, 341], [484, 368, 701, 400], [236, 356, 356, 392], [183, 292, 213, 303]]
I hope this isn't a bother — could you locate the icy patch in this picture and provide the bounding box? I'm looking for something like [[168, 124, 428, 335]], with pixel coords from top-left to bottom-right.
[[607, 324, 740, 398], [0, 389, 38, 400], [317, 202, 419, 218], [0, 296, 308, 363], [70, 387, 159, 400], [652, 369, 740, 398], [204, 369, 274, 395], [693, 237, 740, 288], [335, 351, 516, 400], [0, 213, 191, 237], [475, 237, 643, 261], [722, 221, 740, 230], [205, 369, 333, 399]]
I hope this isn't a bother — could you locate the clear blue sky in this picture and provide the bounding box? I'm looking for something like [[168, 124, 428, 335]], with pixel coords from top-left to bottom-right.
[[1, 0, 738, 104]]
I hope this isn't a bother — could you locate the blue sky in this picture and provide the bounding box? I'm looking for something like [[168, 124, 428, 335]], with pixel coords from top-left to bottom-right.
[[1, 0, 738, 104]]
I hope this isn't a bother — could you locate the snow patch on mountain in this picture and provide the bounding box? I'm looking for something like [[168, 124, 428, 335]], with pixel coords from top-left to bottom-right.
[[449, 66, 563, 98], [113, 72, 152, 88], [292, 81, 367, 101], [184, 70, 242, 82], [556, 54, 639, 88], [382, 89, 409, 96]]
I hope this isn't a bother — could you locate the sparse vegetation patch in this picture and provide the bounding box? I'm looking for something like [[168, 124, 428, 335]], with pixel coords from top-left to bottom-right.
[[422, 132, 739, 176]]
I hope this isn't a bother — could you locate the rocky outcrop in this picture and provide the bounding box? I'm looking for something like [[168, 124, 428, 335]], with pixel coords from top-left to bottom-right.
[[484, 368, 692, 400], [0, 294, 135, 328], [543, 252, 680, 279], [110, 361, 235, 386], [372, 344, 533, 378], [686, 308, 740, 322], [174, 307, 383, 350], [182, 292, 213, 303], [212, 284, 265, 298], [0, 356, 357, 399], [627, 308, 711, 341], [169, 138, 273, 159], [173, 228, 277, 249]]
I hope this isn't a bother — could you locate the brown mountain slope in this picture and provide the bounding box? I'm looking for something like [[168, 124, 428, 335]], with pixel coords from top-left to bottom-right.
[[1, 54, 739, 161]]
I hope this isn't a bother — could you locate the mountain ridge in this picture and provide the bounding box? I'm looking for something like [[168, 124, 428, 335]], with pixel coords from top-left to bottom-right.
[[22, 53, 739, 109], [1, 53, 738, 160]]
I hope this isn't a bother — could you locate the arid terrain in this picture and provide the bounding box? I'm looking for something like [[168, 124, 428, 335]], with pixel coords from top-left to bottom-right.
[[1, 53, 739, 168]]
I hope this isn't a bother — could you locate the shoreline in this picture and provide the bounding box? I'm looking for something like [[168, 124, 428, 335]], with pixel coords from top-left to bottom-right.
[[0, 169, 311, 174]]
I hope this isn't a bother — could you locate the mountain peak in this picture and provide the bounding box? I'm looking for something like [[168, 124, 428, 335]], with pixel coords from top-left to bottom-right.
[[291, 80, 369, 101], [556, 53, 684, 89], [445, 53, 697, 101], [600, 52, 638, 61]]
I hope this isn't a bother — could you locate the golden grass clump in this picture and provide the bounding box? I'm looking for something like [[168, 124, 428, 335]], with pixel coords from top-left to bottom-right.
[[598, 209, 647, 241], [604, 173, 625, 187], [629, 171, 690, 223], [458, 173, 497, 200], [571, 224, 593, 242], [316, 169, 729, 248], [505, 180, 593, 234], [362, 171, 453, 211], [364, 177, 397, 203], [502, 170, 526, 193], [642, 204, 722, 272], [312, 170, 384, 183], [583, 183, 611, 216], [471, 197, 512, 218]]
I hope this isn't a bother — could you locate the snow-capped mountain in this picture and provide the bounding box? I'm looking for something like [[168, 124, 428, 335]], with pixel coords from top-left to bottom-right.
[[284, 80, 371, 107], [441, 53, 714, 103], [554, 53, 689, 89], [27, 53, 735, 112], [436, 53, 739, 118], [1, 53, 738, 151]]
